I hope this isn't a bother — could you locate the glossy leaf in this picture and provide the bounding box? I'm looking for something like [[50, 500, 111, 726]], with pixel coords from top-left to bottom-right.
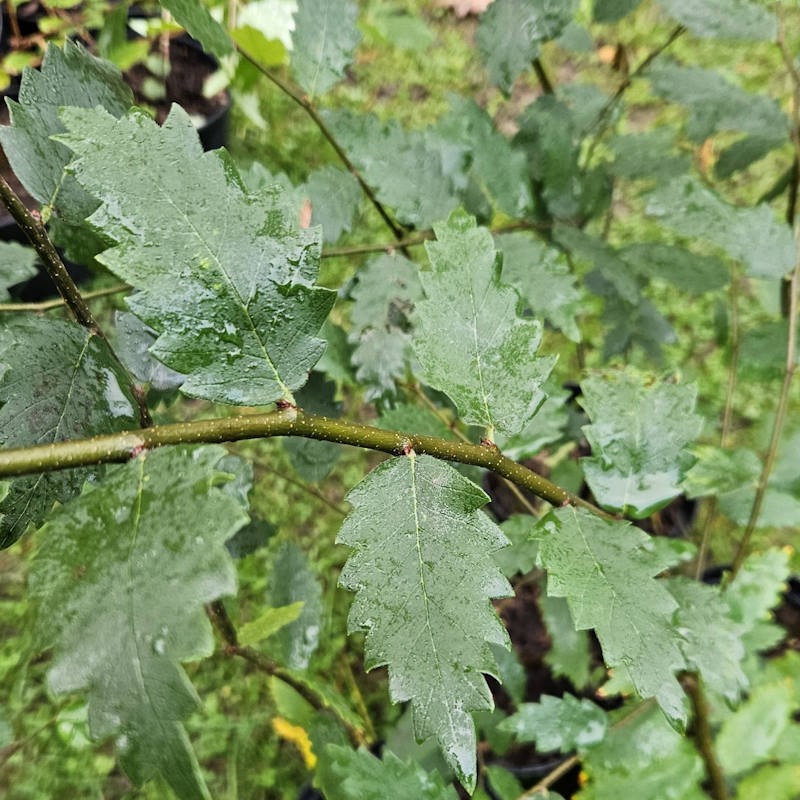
[[114, 311, 185, 393], [59, 105, 335, 406], [477, 0, 577, 92], [267, 542, 323, 669], [160, 0, 233, 57], [323, 109, 460, 228], [413, 212, 555, 437], [534, 507, 687, 723], [497, 233, 583, 342], [337, 454, 511, 790], [291, 0, 361, 97], [657, 0, 776, 40], [0, 317, 139, 548], [646, 176, 796, 280], [0, 241, 37, 299], [29, 446, 247, 799], [580, 372, 701, 517], [0, 40, 132, 224], [501, 694, 608, 751], [317, 745, 459, 800]]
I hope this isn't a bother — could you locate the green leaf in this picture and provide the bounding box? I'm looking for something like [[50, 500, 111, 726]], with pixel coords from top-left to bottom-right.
[[324, 109, 460, 228], [580, 372, 702, 518], [0, 317, 139, 548], [497, 233, 583, 342], [364, 6, 436, 52], [29, 446, 247, 799], [267, 541, 323, 669], [337, 454, 512, 790], [646, 176, 796, 280], [540, 593, 593, 690], [0, 241, 37, 299], [667, 578, 747, 703], [494, 515, 539, 578], [433, 97, 532, 217], [413, 212, 555, 437], [159, 0, 234, 57], [283, 372, 341, 481], [377, 403, 455, 439], [495, 385, 569, 461], [231, 25, 288, 66], [619, 243, 729, 295], [0, 40, 132, 225], [477, 0, 577, 92], [59, 105, 335, 406], [114, 311, 185, 393], [657, 0, 777, 40], [304, 166, 362, 243], [483, 765, 525, 800], [682, 445, 761, 498], [594, 0, 644, 22], [502, 694, 608, 752], [717, 681, 794, 776], [238, 602, 305, 647], [534, 507, 688, 723], [347, 253, 421, 398], [609, 129, 691, 181], [290, 0, 361, 97], [737, 764, 800, 800], [316, 745, 459, 800]]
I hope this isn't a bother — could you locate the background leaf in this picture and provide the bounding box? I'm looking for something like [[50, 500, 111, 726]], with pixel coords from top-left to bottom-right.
[[580, 372, 702, 517], [290, 0, 361, 97], [534, 507, 688, 723], [0, 242, 37, 299], [413, 212, 555, 437], [29, 446, 247, 799], [304, 166, 362, 243], [657, 0, 776, 41], [337, 454, 511, 790], [160, 0, 234, 57], [59, 105, 335, 406], [0, 317, 139, 548], [540, 593, 593, 690]]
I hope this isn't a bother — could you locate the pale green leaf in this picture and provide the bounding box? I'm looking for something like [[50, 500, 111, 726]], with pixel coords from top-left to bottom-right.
[[477, 0, 577, 92], [29, 446, 247, 799], [717, 682, 794, 776], [540, 593, 593, 690], [231, 26, 288, 65], [238, 602, 305, 647], [667, 578, 747, 703], [495, 386, 570, 462], [737, 764, 800, 800], [0, 40, 132, 225], [0, 317, 139, 548], [413, 212, 555, 437], [0, 241, 37, 299], [59, 105, 335, 406], [657, 0, 777, 40], [317, 745, 459, 800], [681, 445, 761, 498], [580, 372, 702, 518], [267, 541, 323, 669], [494, 515, 539, 578], [337, 454, 512, 790], [646, 176, 796, 280], [501, 694, 608, 751], [609, 129, 691, 181], [323, 109, 459, 228], [534, 507, 688, 723], [620, 243, 729, 295], [304, 166, 362, 243], [159, 0, 233, 56], [497, 233, 583, 342], [291, 0, 361, 97], [283, 372, 341, 481]]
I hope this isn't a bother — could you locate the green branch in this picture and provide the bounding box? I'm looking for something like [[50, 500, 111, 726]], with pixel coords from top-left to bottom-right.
[[0, 408, 608, 517]]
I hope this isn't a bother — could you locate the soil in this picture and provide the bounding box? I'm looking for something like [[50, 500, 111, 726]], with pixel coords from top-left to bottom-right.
[[125, 36, 229, 126]]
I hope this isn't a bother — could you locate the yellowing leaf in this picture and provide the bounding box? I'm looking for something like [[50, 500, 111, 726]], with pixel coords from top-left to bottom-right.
[[238, 602, 305, 647], [272, 717, 317, 768]]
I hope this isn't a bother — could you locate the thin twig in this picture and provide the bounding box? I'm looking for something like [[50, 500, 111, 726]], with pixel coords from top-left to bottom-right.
[[681, 673, 729, 800], [205, 599, 368, 747], [732, 12, 800, 576], [0, 176, 153, 428], [235, 46, 406, 244], [0, 283, 131, 313], [532, 57, 555, 95]]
